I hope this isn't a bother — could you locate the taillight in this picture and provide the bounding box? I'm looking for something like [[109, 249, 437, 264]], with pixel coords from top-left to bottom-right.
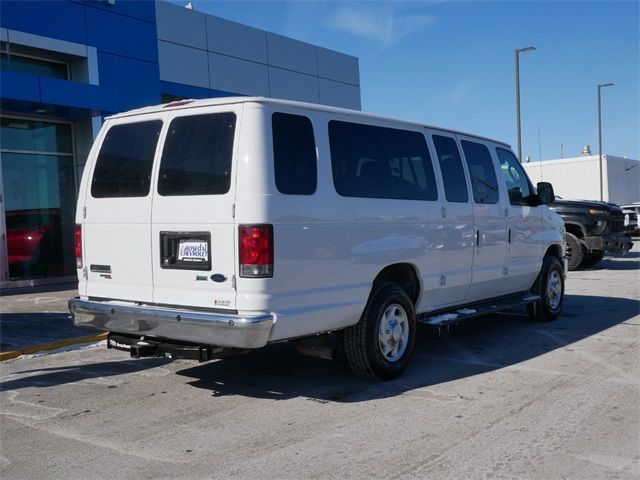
[[75, 225, 83, 268], [239, 225, 273, 278]]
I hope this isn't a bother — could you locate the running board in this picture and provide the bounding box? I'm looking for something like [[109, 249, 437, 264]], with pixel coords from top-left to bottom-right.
[[417, 293, 541, 331]]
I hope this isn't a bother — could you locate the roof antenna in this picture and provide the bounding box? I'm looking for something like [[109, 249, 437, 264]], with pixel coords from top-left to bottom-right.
[[537, 130, 542, 162]]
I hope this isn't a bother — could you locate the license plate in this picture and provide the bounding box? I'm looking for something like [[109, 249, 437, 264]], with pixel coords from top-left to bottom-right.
[[177, 240, 209, 263]]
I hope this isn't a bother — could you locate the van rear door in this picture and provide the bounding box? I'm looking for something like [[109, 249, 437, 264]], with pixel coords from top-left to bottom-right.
[[150, 107, 240, 310], [82, 117, 164, 302]]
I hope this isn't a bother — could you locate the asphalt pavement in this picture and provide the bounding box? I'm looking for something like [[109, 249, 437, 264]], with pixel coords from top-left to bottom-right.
[[1, 246, 638, 479]]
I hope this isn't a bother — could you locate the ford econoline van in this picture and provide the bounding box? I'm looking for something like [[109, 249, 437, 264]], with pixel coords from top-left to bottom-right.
[[69, 97, 566, 380]]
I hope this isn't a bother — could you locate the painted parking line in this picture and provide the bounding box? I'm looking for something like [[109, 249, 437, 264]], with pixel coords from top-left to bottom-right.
[[0, 333, 108, 362]]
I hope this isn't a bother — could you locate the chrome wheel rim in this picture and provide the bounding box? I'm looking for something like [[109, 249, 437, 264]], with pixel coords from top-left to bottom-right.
[[378, 303, 409, 362], [547, 269, 562, 310]]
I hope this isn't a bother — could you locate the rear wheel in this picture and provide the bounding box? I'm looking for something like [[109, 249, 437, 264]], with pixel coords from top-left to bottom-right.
[[528, 256, 565, 322], [581, 250, 605, 268], [565, 232, 585, 271], [343, 283, 416, 381]]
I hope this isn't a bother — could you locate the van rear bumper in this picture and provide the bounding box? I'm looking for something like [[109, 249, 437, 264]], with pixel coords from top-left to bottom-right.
[[69, 298, 274, 349]]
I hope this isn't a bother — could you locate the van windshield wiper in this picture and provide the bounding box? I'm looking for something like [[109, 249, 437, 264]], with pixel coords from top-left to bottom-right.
[[471, 175, 497, 192]]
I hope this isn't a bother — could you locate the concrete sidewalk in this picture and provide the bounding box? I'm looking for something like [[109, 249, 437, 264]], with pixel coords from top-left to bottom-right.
[[0, 288, 101, 355]]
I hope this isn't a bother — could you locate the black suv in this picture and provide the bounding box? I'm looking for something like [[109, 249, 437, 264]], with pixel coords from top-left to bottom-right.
[[550, 199, 633, 270]]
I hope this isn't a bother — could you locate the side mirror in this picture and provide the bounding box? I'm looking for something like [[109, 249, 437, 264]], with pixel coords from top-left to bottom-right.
[[537, 182, 555, 205]]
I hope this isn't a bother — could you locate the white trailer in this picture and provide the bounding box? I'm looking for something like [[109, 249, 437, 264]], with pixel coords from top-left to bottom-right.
[[523, 154, 639, 206]]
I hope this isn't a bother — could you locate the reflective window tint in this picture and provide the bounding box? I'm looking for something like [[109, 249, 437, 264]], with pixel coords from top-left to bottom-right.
[[432, 135, 468, 203], [0, 52, 68, 80], [496, 148, 532, 206], [460, 140, 499, 204], [91, 121, 162, 198], [272, 113, 317, 195], [158, 113, 236, 196], [329, 121, 437, 201]]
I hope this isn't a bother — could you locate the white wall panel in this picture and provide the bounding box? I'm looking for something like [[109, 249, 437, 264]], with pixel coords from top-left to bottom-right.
[[267, 33, 317, 76], [158, 40, 209, 88], [319, 78, 361, 109], [269, 67, 319, 103], [155, 1, 207, 50], [206, 16, 267, 64], [209, 53, 269, 96], [317, 47, 359, 86]]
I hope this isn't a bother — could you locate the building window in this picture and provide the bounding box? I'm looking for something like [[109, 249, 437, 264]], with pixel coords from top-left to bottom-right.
[[0, 52, 68, 80], [0, 117, 75, 281]]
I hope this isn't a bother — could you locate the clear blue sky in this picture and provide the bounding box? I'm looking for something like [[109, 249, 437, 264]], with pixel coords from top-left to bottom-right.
[[183, 1, 639, 160]]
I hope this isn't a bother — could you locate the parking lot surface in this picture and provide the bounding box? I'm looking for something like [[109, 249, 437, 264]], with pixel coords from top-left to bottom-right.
[[1, 246, 638, 479]]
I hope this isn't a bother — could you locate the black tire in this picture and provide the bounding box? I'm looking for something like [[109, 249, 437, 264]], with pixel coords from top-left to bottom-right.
[[343, 283, 416, 381], [527, 256, 565, 322], [565, 232, 585, 271], [581, 250, 605, 268]]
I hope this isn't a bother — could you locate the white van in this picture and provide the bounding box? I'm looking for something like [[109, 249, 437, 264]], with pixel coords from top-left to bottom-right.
[[70, 97, 566, 380]]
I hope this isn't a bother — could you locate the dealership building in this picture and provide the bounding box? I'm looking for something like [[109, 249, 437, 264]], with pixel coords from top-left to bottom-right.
[[0, 0, 361, 289]]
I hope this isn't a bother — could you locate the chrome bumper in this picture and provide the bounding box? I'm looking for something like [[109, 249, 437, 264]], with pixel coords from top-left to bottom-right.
[[69, 298, 274, 349]]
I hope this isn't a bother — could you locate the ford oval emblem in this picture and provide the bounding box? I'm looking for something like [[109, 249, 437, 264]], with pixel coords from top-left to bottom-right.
[[210, 274, 227, 283]]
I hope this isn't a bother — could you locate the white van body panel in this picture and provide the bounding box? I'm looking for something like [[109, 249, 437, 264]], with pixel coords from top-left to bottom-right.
[[74, 97, 565, 348], [150, 105, 242, 310], [81, 114, 166, 303], [456, 134, 509, 302], [424, 129, 474, 307]]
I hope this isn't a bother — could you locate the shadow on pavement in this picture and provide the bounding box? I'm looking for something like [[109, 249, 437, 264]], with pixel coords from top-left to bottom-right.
[[0, 358, 171, 391], [1, 295, 636, 401], [174, 294, 639, 403], [0, 313, 90, 352]]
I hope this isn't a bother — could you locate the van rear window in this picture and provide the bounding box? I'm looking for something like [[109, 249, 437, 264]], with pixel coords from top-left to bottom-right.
[[91, 121, 162, 198], [158, 112, 236, 196], [329, 121, 437, 201]]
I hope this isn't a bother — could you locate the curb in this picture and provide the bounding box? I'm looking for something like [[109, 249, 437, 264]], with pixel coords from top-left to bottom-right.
[[0, 333, 108, 362]]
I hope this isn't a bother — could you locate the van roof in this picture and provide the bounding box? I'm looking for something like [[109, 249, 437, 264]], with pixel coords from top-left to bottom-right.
[[107, 96, 511, 148]]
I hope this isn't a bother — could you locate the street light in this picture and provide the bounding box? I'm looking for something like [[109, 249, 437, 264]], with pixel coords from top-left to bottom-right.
[[597, 82, 615, 201], [515, 46, 536, 162]]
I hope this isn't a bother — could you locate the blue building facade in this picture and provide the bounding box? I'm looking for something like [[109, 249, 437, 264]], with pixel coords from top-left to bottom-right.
[[0, 0, 361, 288]]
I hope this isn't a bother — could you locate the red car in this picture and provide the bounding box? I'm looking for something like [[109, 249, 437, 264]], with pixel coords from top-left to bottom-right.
[[6, 208, 62, 279]]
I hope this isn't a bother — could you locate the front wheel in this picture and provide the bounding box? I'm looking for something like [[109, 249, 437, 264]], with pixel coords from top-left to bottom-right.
[[528, 256, 565, 322], [581, 250, 605, 268], [343, 283, 416, 381], [565, 232, 585, 271]]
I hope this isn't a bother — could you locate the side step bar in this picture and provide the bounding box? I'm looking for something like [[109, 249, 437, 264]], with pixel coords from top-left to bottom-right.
[[417, 292, 541, 332]]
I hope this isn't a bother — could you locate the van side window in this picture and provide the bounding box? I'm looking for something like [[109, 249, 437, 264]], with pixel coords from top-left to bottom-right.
[[460, 140, 499, 204], [329, 121, 437, 200], [496, 147, 532, 205], [91, 121, 162, 198], [432, 135, 469, 203], [158, 112, 236, 196], [272, 112, 317, 195]]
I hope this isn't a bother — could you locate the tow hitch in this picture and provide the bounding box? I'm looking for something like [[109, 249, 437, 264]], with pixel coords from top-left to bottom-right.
[[107, 333, 222, 362]]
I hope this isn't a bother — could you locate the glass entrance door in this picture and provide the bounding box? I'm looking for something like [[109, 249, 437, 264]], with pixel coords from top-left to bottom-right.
[[0, 117, 76, 285]]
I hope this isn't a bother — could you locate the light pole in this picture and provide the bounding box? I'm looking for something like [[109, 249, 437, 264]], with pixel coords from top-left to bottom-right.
[[515, 46, 536, 162], [597, 82, 614, 201]]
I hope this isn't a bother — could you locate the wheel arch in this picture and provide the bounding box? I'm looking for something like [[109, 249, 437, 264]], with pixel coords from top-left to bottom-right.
[[564, 222, 586, 239], [371, 263, 421, 306], [544, 243, 563, 260]]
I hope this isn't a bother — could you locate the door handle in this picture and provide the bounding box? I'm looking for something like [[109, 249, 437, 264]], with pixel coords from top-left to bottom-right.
[[476, 229, 480, 247], [508, 227, 512, 244]]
